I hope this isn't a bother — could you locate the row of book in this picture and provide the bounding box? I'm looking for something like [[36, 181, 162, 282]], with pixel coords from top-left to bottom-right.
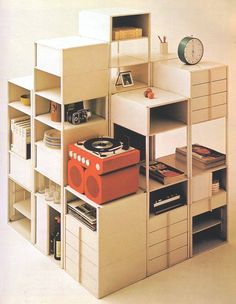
[[11, 115, 31, 159]]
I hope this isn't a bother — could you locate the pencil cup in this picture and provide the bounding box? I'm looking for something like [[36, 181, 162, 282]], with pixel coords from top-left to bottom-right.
[[160, 42, 168, 55]]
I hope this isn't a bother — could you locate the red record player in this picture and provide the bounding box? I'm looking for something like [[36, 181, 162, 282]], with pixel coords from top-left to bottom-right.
[[68, 137, 140, 204]]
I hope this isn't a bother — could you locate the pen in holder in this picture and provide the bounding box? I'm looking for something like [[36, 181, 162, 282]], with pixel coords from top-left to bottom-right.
[[158, 35, 168, 55]]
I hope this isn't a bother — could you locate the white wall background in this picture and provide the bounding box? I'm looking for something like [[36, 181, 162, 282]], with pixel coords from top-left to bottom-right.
[[1, 0, 236, 237]]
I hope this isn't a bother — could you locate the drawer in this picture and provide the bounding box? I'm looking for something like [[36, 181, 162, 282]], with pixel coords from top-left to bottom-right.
[[211, 190, 227, 209], [81, 242, 98, 266], [66, 230, 79, 251], [169, 205, 188, 225], [191, 83, 209, 98], [65, 214, 98, 250], [80, 271, 98, 298], [211, 66, 227, 81], [65, 257, 79, 281], [191, 198, 210, 216], [169, 233, 188, 252], [211, 92, 227, 107], [66, 243, 79, 265], [148, 240, 167, 260], [147, 254, 168, 276], [149, 212, 167, 232], [211, 79, 227, 94], [10, 153, 32, 190], [191, 96, 209, 111], [81, 257, 98, 281], [169, 220, 188, 238], [148, 227, 167, 246], [192, 173, 210, 202], [211, 104, 227, 120], [191, 108, 209, 124], [191, 70, 209, 85], [169, 246, 188, 266]]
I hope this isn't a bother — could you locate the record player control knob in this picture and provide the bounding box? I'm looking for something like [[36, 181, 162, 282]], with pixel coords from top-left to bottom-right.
[[85, 159, 90, 166], [77, 155, 81, 162], [69, 150, 73, 158], [73, 152, 77, 159], [82, 157, 86, 164], [96, 163, 100, 171]]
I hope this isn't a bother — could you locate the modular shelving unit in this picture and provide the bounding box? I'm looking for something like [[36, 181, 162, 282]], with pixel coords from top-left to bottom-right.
[[7, 7, 228, 299]]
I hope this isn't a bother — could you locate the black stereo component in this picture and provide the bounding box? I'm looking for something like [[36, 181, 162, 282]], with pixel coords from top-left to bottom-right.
[[67, 109, 92, 125]]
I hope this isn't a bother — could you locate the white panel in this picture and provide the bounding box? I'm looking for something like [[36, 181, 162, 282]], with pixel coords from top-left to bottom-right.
[[36, 196, 49, 254]]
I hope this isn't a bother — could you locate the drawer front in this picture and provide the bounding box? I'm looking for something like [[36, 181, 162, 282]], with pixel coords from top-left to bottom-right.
[[147, 254, 168, 276], [211, 79, 227, 94], [81, 242, 98, 266], [192, 108, 209, 124], [66, 230, 79, 251], [148, 227, 168, 246], [211, 190, 227, 209], [81, 257, 98, 281], [169, 233, 188, 252], [191, 198, 210, 216], [211, 104, 227, 120], [211, 92, 227, 107], [65, 215, 98, 250], [211, 66, 227, 81], [65, 257, 79, 281], [148, 240, 167, 260], [80, 271, 98, 298], [191, 70, 209, 85], [66, 243, 79, 265], [169, 220, 188, 238], [191, 83, 209, 98], [149, 212, 167, 232], [169, 206, 188, 225], [191, 96, 209, 111], [169, 246, 188, 266]]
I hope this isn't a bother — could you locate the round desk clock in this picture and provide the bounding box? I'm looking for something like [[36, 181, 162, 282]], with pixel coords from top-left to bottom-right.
[[178, 36, 204, 65]]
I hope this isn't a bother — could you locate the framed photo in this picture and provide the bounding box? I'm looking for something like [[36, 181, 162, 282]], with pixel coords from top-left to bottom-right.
[[115, 71, 134, 87]]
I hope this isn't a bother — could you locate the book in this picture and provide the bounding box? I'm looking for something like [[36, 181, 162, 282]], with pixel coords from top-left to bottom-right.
[[140, 161, 185, 185], [175, 144, 226, 169]]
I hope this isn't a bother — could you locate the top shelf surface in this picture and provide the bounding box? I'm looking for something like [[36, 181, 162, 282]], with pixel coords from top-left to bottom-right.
[[36, 35, 107, 49], [157, 59, 226, 72], [114, 87, 187, 109], [80, 7, 150, 17], [8, 75, 33, 90]]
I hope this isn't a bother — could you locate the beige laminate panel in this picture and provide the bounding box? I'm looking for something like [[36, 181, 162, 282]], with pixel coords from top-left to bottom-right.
[[81, 256, 98, 282], [211, 92, 227, 107], [191, 83, 209, 98], [66, 230, 79, 251], [66, 243, 79, 265], [211, 66, 227, 81], [99, 251, 146, 298], [191, 198, 210, 216], [211, 190, 227, 209], [211, 79, 227, 94], [169, 220, 188, 238], [148, 240, 167, 260], [147, 254, 168, 276], [169, 205, 188, 225], [192, 173, 210, 202], [211, 104, 227, 120], [191, 70, 209, 85], [80, 271, 98, 298], [149, 212, 167, 233], [65, 257, 79, 281], [191, 96, 209, 111], [169, 246, 188, 266], [148, 227, 168, 246], [169, 232, 188, 252], [81, 242, 98, 266], [191, 108, 209, 124]]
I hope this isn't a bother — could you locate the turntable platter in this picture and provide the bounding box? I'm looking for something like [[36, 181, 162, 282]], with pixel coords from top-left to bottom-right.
[[83, 137, 121, 153]]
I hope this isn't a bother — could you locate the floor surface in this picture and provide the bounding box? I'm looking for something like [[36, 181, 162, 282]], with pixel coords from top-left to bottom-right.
[[0, 221, 236, 304]]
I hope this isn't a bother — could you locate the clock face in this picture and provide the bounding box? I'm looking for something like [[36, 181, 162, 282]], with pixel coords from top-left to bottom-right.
[[178, 37, 204, 65]]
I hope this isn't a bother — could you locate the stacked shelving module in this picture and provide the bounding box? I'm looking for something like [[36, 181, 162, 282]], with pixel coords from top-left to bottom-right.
[[111, 87, 190, 276], [33, 36, 109, 266], [8, 76, 35, 242], [153, 59, 228, 257]]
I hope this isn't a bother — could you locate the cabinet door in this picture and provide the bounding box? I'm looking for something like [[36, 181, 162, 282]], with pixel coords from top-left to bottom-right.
[[36, 196, 49, 254], [192, 173, 210, 202]]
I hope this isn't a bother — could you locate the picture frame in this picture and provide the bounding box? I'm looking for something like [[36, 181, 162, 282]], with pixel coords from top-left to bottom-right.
[[115, 71, 134, 87]]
